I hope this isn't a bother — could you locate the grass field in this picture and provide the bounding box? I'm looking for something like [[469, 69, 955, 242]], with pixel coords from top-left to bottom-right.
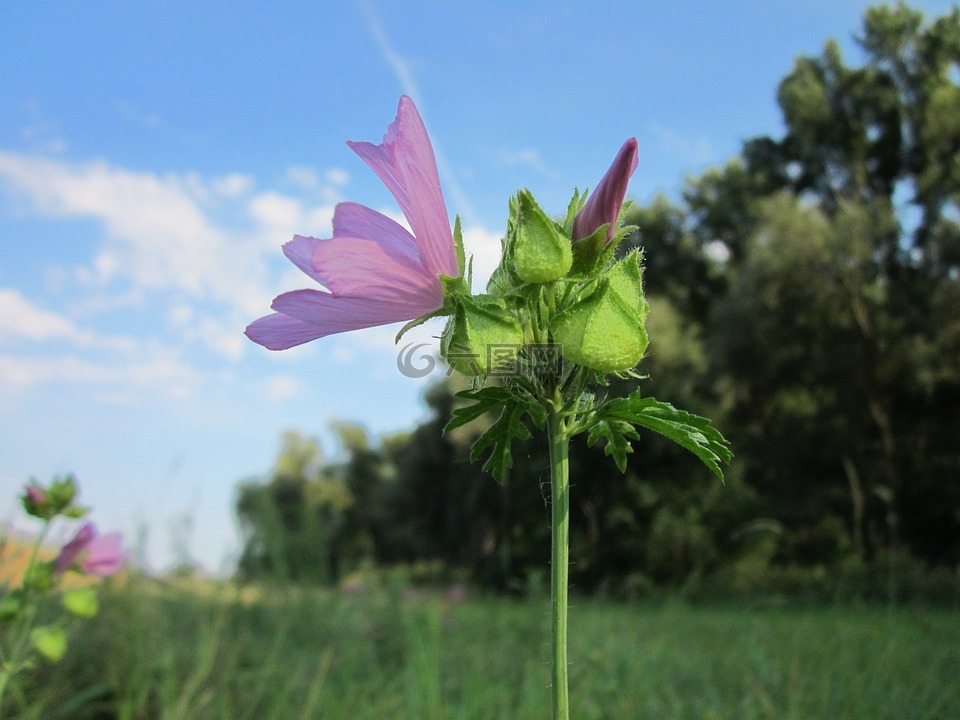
[[6, 574, 960, 719]]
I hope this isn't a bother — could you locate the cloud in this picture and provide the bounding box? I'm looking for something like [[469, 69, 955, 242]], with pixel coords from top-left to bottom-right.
[[461, 225, 503, 290], [496, 147, 561, 181], [646, 122, 716, 166], [0, 151, 340, 321], [0, 349, 197, 399], [0, 288, 137, 353], [356, 0, 478, 226], [116, 99, 163, 130], [262, 375, 301, 403], [17, 100, 66, 154], [0, 288, 78, 342]]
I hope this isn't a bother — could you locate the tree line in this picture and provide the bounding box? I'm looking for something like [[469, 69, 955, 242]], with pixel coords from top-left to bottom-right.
[[235, 3, 960, 599]]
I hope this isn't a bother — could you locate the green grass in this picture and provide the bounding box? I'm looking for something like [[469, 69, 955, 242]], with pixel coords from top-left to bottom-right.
[[6, 576, 959, 719]]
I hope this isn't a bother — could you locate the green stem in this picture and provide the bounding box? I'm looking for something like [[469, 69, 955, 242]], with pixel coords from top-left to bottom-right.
[[548, 410, 570, 720], [0, 521, 52, 711]]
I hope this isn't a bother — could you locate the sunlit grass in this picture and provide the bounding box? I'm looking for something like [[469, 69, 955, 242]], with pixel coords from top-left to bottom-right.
[[7, 574, 959, 719]]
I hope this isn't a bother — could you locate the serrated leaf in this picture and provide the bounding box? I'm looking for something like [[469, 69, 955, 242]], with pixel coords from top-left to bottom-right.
[[470, 400, 535, 484], [586, 418, 640, 473], [599, 391, 732, 479], [443, 387, 515, 433]]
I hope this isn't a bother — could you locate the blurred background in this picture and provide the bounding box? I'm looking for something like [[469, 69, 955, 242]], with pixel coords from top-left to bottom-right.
[[1, 0, 958, 599]]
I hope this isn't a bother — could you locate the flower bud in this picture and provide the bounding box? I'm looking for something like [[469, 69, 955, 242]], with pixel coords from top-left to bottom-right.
[[550, 252, 648, 373], [512, 190, 572, 283], [441, 295, 523, 376]]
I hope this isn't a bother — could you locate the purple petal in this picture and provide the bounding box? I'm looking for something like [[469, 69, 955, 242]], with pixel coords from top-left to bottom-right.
[[281, 235, 325, 285], [245, 312, 336, 351], [273, 288, 440, 331], [572, 138, 639, 242], [53, 523, 95, 575], [310, 237, 437, 301], [346, 96, 457, 278], [81, 532, 126, 576], [332, 202, 420, 263], [282, 203, 433, 299]]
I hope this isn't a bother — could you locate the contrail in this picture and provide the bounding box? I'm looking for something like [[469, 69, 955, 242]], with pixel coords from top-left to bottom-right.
[[355, 0, 480, 228]]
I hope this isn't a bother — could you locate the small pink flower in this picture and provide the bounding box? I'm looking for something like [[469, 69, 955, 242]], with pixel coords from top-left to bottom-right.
[[25, 484, 46, 505], [54, 523, 126, 577], [572, 137, 639, 242], [246, 96, 458, 350]]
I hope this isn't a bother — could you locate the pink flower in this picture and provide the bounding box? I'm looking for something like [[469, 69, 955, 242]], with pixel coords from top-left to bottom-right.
[[54, 523, 126, 577], [24, 483, 46, 505], [572, 138, 639, 242], [246, 96, 458, 350]]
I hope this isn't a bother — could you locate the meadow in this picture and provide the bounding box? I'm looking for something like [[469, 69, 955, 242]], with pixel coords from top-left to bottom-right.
[[7, 574, 959, 720]]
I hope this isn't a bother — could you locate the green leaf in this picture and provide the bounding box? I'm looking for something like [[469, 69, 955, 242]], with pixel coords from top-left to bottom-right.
[[447, 388, 545, 483], [63, 586, 99, 618], [31, 625, 68, 662], [443, 387, 515, 433], [595, 391, 732, 479], [453, 215, 466, 278], [471, 400, 537, 483], [0, 590, 24, 621], [586, 418, 640, 473]]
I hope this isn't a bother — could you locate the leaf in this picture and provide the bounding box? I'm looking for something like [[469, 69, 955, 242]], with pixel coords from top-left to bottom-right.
[[443, 387, 515, 433], [586, 418, 640, 473], [31, 625, 68, 662], [63, 586, 99, 618], [446, 387, 545, 483], [596, 390, 732, 479], [471, 399, 545, 484]]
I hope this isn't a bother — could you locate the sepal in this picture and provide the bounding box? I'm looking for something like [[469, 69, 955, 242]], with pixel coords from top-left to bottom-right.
[[440, 294, 523, 376]]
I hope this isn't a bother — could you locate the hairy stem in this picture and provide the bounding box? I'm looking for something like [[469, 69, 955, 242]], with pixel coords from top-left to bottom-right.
[[548, 410, 570, 720]]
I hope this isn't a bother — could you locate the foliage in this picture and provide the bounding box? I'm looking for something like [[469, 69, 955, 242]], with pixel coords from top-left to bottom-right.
[[10, 576, 960, 719], [236, 2, 960, 595]]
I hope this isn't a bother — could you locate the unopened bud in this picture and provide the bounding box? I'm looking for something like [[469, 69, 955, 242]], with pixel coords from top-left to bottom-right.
[[512, 190, 572, 284]]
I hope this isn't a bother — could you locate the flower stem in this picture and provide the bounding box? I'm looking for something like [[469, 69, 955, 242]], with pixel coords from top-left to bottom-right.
[[548, 409, 570, 720]]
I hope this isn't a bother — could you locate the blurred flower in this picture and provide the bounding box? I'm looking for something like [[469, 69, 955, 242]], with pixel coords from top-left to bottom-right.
[[22, 483, 48, 519], [53, 523, 126, 577], [24, 484, 46, 505], [246, 96, 458, 350], [572, 138, 639, 242]]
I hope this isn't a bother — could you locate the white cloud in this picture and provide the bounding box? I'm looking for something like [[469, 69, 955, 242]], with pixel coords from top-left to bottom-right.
[[326, 168, 350, 186], [116, 99, 162, 129], [286, 166, 319, 190], [0, 151, 343, 322], [462, 225, 503, 289], [262, 375, 300, 403], [0, 350, 196, 396], [211, 173, 254, 198], [646, 122, 716, 166], [496, 147, 561, 181], [0, 288, 77, 342], [0, 288, 137, 353]]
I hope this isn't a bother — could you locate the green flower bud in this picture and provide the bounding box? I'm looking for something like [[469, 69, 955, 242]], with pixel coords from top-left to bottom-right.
[[441, 295, 523, 376], [550, 252, 648, 373], [512, 190, 572, 283], [63, 586, 99, 618], [31, 625, 68, 663]]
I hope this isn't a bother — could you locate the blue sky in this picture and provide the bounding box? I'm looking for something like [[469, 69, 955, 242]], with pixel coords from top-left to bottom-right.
[[2, 0, 954, 572]]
